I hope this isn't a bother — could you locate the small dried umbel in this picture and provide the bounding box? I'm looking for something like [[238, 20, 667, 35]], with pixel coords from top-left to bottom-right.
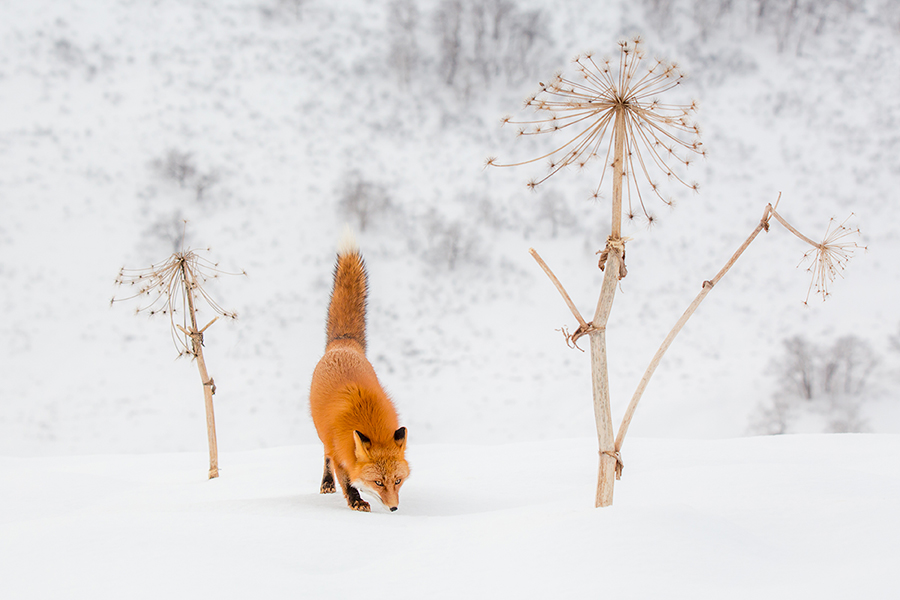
[[112, 246, 244, 479], [798, 215, 863, 303]]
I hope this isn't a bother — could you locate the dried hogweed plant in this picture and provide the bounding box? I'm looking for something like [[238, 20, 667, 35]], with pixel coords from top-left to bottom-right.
[[490, 37, 863, 508], [112, 234, 245, 479]]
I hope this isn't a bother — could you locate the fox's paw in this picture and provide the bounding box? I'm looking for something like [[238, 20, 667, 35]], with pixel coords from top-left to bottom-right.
[[320, 480, 336, 494], [349, 499, 371, 512]]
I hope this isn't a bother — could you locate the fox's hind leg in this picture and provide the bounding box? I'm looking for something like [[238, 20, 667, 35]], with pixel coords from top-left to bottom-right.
[[320, 457, 336, 494], [333, 462, 370, 512]]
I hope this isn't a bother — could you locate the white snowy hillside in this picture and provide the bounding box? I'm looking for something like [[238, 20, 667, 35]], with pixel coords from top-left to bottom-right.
[[1, 0, 898, 459]]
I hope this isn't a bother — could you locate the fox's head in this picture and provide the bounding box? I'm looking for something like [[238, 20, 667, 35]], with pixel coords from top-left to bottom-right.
[[352, 428, 410, 512]]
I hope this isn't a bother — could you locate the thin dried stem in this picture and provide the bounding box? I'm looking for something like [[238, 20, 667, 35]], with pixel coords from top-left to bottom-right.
[[611, 108, 626, 239], [528, 248, 588, 329], [179, 260, 220, 479], [615, 203, 774, 452]]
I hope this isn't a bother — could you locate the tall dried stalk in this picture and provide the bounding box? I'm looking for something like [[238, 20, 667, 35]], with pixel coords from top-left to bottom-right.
[[494, 38, 702, 507], [496, 39, 862, 508], [112, 241, 243, 479]]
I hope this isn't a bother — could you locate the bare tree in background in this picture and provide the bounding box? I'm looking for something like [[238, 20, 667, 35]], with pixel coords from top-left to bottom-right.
[[144, 210, 188, 253], [278, 0, 307, 19], [432, 0, 550, 92], [338, 171, 392, 233], [388, 0, 420, 88], [152, 149, 220, 202], [752, 335, 878, 434], [193, 172, 221, 202], [643, 0, 872, 54], [155, 149, 197, 188], [780, 335, 817, 400], [536, 190, 577, 238], [822, 335, 878, 432], [643, 0, 675, 33], [423, 210, 482, 270], [435, 0, 464, 86]]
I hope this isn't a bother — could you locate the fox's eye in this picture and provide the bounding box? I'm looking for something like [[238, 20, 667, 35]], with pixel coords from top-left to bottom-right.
[[395, 478, 402, 485], [375, 480, 384, 487]]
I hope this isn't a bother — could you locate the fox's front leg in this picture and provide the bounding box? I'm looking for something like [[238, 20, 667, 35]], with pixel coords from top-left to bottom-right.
[[333, 463, 370, 512], [320, 457, 336, 494]]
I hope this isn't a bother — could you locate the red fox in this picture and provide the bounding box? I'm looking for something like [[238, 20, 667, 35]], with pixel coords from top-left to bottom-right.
[[309, 232, 409, 512]]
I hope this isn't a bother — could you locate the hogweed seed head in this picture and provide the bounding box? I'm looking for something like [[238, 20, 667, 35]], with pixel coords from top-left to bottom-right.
[[490, 37, 703, 223], [112, 247, 244, 356]]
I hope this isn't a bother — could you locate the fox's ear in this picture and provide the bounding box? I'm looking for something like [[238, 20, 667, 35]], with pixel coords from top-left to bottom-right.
[[353, 431, 371, 461], [393, 427, 407, 450]]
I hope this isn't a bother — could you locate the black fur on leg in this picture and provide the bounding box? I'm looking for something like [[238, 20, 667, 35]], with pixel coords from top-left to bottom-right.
[[320, 457, 336, 494], [343, 475, 370, 512]]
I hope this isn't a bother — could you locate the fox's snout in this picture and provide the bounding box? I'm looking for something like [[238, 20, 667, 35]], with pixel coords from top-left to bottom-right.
[[355, 479, 403, 513], [374, 489, 402, 513]]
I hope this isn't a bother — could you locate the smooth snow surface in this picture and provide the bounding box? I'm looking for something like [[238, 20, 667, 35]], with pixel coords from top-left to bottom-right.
[[2, 435, 898, 599]]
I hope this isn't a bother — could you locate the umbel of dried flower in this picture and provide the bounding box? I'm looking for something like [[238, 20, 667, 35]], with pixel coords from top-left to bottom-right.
[[114, 249, 240, 356], [489, 36, 703, 227]]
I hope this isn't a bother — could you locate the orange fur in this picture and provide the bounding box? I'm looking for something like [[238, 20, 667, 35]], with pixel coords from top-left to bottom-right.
[[310, 242, 409, 512]]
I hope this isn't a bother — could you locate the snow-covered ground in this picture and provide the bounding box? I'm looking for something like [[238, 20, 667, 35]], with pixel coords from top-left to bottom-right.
[[1, 0, 898, 596], [2, 435, 898, 599]]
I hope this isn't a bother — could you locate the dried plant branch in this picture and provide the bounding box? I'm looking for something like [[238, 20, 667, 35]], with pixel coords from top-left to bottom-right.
[[614, 199, 863, 455], [615, 202, 775, 453], [528, 248, 588, 330], [529, 247, 617, 352]]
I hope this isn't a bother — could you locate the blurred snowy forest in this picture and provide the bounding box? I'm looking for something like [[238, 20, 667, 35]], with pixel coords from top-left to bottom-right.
[[0, 0, 898, 456]]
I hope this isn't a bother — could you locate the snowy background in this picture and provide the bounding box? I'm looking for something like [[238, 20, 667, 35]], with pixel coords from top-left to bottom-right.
[[1, 0, 899, 597]]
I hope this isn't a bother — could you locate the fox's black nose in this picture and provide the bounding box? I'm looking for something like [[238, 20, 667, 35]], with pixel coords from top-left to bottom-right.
[[390, 507, 398, 512]]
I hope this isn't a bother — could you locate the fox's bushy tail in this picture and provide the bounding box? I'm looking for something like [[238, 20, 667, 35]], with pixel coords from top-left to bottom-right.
[[326, 229, 368, 352]]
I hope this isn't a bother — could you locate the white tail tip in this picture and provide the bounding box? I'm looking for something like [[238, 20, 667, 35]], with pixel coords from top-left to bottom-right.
[[338, 225, 359, 255]]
